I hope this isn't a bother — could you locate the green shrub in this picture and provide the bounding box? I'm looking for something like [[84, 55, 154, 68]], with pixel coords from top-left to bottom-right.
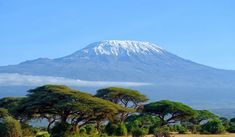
[[132, 127, 148, 137], [201, 120, 225, 134], [227, 124, 235, 133], [175, 125, 187, 134], [115, 122, 127, 136], [0, 116, 22, 137], [105, 122, 127, 136], [105, 122, 118, 136], [154, 126, 171, 137], [51, 122, 78, 137]]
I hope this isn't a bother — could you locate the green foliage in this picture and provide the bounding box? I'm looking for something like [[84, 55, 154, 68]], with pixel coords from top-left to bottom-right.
[[51, 122, 75, 137], [105, 122, 118, 136], [227, 124, 235, 133], [144, 100, 196, 126], [189, 110, 217, 125], [0, 108, 10, 117], [169, 125, 187, 134], [0, 97, 23, 117], [0, 85, 227, 136], [105, 122, 127, 136], [0, 116, 22, 137], [230, 117, 235, 123], [96, 87, 147, 121], [126, 114, 161, 135], [96, 87, 148, 106], [201, 119, 225, 134], [154, 126, 171, 137], [17, 85, 127, 132], [131, 127, 148, 137], [85, 124, 97, 135], [220, 117, 230, 129], [115, 122, 128, 136]]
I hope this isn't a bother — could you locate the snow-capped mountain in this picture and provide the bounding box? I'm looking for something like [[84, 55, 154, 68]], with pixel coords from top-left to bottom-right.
[[66, 40, 164, 57], [1, 40, 235, 109]]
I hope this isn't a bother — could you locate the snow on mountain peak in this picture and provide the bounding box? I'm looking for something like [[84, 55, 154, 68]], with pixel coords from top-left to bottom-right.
[[81, 40, 164, 56]]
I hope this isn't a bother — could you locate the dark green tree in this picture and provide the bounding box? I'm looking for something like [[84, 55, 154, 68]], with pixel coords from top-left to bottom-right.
[[143, 100, 196, 126]]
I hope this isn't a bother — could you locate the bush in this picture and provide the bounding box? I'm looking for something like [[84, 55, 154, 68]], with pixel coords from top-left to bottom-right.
[[132, 128, 148, 137], [227, 124, 235, 133], [154, 126, 171, 137], [0, 116, 22, 137], [116, 122, 127, 136], [176, 125, 187, 134], [51, 122, 78, 137], [201, 120, 225, 134], [105, 122, 127, 136], [105, 122, 118, 136], [169, 125, 187, 133]]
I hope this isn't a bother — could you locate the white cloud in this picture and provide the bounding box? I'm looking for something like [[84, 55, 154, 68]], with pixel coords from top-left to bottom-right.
[[0, 73, 151, 87]]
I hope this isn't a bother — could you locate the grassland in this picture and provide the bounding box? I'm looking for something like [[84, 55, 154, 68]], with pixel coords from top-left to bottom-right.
[[145, 134, 235, 137], [175, 134, 235, 137]]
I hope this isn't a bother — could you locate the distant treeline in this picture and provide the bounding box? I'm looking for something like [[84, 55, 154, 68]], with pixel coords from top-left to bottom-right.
[[0, 85, 235, 137]]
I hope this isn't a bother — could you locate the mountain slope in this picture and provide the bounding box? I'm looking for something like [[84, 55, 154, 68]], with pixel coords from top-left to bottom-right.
[[1, 40, 235, 85], [1, 40, 235, 108]]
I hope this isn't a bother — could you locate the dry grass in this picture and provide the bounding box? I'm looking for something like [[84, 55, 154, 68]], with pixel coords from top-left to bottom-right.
[[145, 134, 235, 137], [175, 133, 235, 137]]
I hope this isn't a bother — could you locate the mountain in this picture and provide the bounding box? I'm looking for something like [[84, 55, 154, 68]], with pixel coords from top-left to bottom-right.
[[1, 40, 235, 109]]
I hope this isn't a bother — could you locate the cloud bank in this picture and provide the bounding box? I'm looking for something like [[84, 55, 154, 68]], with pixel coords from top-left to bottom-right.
[[0, 73, 151, 87]]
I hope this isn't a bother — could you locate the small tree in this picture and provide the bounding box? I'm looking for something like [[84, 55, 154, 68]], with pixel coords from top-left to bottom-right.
[[143, 100, 196, 126]]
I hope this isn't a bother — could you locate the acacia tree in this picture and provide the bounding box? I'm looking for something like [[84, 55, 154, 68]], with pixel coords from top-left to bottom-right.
[[143, 100, 196, 126], [96, 87, 148, 121], [17, 85, 128, 133]]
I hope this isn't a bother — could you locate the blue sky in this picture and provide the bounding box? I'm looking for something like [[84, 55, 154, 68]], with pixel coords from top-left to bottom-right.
[[0, 0, 235, 70]]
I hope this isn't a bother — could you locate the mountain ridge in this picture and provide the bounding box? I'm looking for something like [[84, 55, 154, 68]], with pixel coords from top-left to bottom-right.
[[1, 40, 235, 109]]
